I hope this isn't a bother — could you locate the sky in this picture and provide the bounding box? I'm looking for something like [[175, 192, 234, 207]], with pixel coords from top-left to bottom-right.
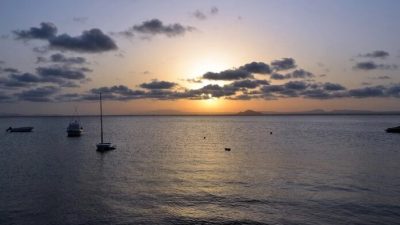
[[0, 0, 400, 115]]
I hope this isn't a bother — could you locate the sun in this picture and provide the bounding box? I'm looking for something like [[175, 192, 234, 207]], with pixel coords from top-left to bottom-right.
[[201, 94, 219, 107]]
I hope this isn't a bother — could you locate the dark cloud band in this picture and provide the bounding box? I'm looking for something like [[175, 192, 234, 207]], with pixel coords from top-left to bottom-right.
[[14, 23, 117, 53], [133, 19, 195, 37]]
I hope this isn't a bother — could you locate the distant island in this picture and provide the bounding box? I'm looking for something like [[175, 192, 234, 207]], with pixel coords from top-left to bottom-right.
[[236, 110, 265, 116]]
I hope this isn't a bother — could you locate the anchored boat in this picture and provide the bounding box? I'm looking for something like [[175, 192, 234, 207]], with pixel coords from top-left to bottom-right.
[[96, 93, 116, 152], [6, 127, 33, 132], [67, 120, 83, 137], [386, 126, 400, 133]]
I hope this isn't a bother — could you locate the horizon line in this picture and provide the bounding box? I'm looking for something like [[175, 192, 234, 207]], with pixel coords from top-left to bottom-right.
[[2, 110, 400, 117]]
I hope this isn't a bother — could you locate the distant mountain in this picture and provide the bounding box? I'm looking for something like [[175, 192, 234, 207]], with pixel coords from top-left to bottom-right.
[[236, 110, 264, 116]]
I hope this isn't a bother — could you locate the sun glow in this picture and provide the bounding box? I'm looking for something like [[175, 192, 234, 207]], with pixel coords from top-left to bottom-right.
[[201, 94, 219, 108], [183, 54, 234, 88]]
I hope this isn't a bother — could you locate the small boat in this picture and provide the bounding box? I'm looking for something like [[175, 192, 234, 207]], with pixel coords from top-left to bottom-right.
[[386, 126, 400, 133], [96, 93, 116, 152], [67, 120, 83, 137], [96, 142, 116, 151], [6, 127, 33, 132]]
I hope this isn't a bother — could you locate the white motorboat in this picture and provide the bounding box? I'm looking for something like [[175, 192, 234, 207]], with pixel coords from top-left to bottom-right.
[[67, 120, 83, 137]]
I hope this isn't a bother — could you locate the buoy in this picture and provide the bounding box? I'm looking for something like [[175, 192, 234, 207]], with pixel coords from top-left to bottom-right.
[[204, 137, 206, 139], [270, 131, 272, 135]]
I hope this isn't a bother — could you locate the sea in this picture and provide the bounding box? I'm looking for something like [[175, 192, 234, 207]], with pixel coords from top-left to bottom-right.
[[0, 115, 400, 225]]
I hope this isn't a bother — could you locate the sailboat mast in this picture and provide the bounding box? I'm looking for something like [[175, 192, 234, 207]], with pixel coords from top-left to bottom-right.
[[100, 92, 104, 143]]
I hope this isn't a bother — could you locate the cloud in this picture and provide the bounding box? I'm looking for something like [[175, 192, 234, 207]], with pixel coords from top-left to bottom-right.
[[301, 89, 335, 99], [36, 66, 90, 80], [202, 69, 253, 80], [230, 79, 269, 88], [200, 61, 272, 81], [284, 81, 308, 90], [14, 22, 57, 40], [260, 81, 400, 100], [323, 82, 346, 91], [271, 58, 296, 71], [113, 30, 135, 39], [239, 62, 271, 74], [347, 86, 386, 98], [36, 53, 87, 65], [270, 69, 313, 80], [54, 93, 82, 101], [188, 84, 237, 98], [359, 50, 389, 59], [374, 75, 391, 80], [193, 10, 207, 20], [90, 85, 146, 99], [225, 94, 260, 100], [56, 82, 239, 102], [288, 69, 314, 78], [49, 53, 87, 64], [354, 61, 398, 70], [133, 19, 195, 37], [0, 68, 86, 88], [32, 46, 49, 54], [0, 72, 44, 88], [10, 73, 41, 83], [387, 85, 400, 97], [270, 73, 289, 80], [49, 80, 400, 103], [0, 92, 13, 102], [60, 88, 127, 102], [260, 81, 349, 99], [84, 85, 187, 101], [1, 67, 19, 73], [184, 78, 202, 83], [49, 28, 117, 53], [210, 6, 219, 15], [14, 23, 117, 53], [14, 86, 59, 102], [192, 7, 219, 20], [139, 80, 177, 89]]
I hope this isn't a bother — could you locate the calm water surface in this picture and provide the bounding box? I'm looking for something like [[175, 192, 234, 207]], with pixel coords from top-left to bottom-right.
[[1, 115, 400, 225]]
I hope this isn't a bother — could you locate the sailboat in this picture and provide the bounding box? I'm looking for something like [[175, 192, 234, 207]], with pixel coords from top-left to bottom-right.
[[96, 93, 116, 152]]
